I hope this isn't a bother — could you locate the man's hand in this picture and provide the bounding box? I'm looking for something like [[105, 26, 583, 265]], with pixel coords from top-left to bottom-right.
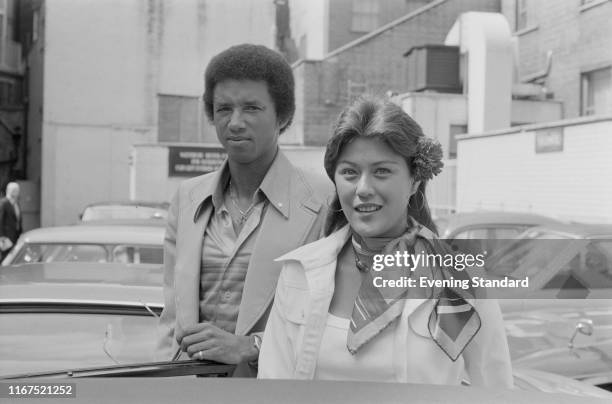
[[177, 323, 258, 364]]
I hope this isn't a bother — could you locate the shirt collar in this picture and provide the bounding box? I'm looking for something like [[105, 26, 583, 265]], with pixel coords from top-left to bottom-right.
[[211, 166, 231, 211], [192, 150, 292, 222], [275, 225, 351, 269], [258, 150, 291, 219]]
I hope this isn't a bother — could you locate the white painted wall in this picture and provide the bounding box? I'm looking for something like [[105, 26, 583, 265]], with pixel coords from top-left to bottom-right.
[[42, 0, 158, 226], [130, 144, 330, 203], [456, 118, 612, 224], [396, 92, 563, 217], [159, 0, 276, 97], [44, 0, 158, 126], [445, 12, 513, 133], [41, 0, 278, 226]]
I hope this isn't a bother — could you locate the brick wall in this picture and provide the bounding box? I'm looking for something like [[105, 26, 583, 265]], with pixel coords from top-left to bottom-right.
[[327, 0, 431, 53], [297, 0, 500, 146], [501, 0, 612, 118]]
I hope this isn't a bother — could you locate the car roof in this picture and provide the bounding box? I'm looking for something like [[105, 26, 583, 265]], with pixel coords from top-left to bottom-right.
[[76, 218, 167, 227], [18, 225, 165, 244], [83, 200, 169, 209], [438, 211, 560, 228], [0, 262, 163, 306], [5, 377, 600, 404], [528, 222, 612, 238], [435, 211, 561, 236]]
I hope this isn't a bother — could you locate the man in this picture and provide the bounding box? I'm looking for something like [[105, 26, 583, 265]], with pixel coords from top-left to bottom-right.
[[0, 182, 22, 260], [157, 44, 330, 376]]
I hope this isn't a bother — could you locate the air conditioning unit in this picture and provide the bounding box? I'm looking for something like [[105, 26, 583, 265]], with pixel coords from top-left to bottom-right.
[[403, 45, 461, 93]]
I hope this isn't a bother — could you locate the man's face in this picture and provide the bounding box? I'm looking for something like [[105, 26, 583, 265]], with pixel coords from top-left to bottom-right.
[[212, 80, 283, 166], [7, 185, 19, 201]]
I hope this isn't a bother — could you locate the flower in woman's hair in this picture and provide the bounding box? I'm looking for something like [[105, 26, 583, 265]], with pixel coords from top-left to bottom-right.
[[412, 137, 444, 181]]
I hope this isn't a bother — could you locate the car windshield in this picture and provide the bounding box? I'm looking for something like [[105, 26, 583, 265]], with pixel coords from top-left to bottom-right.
[[485, 237, 612, 290], [10, 244, 163, 265], [81, 206, 168, 221], [0, 310, 158, 376]]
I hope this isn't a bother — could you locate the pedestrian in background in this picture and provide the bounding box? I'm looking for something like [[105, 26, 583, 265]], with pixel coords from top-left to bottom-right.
[[157, 44, 330, 377], [0, 182, 22, 260], [258, 95, 513, 387]]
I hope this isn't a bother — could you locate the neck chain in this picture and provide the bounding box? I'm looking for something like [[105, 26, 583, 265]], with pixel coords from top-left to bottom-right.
[[228, 180, 258, 225]]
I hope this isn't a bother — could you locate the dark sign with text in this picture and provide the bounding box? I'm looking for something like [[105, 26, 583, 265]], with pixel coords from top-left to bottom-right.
[[168, 146, 227, 177]]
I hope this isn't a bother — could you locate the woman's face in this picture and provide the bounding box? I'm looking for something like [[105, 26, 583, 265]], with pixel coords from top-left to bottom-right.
[[334, 137, 419, 238]]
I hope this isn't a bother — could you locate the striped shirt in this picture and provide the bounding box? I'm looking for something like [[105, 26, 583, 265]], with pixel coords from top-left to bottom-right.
[[198, 178, 266, 333]]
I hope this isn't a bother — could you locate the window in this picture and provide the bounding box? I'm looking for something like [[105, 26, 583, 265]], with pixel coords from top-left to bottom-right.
[[33, 10, 39, 42], [0, 13, 4, 57], [158, 95, 200, 142], [347, 80, 368, 101], [351, 0, 379, 33], [0, 80, 20, 106], [515, 0, 528, 31], [581, 66, 611, 116]]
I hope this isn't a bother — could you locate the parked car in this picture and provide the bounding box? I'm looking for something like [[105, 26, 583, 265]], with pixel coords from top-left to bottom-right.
[[435, 211, 561, 240], [513, 367, 612, 398], [3, 363, 610, 402], [0, 262, 163, 376], [1, 225, 164, 266], [505, 305, 612, 391], [1, 264, 610, 401], [482, 222, 612, 310], [79, 201, 169, 226]]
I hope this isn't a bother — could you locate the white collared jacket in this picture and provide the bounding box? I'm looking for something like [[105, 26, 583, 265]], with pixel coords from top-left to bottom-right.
[[258, 225, 514, 387]]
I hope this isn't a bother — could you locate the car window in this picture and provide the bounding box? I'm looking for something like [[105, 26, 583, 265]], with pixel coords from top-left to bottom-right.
[[453, 227, 526, 256], [12, 244, 109, 264], [453, 228, 488, 239], [0, 312, 158, 376], [112, 245, 163, 265], [136, 247, 163, 264], [542, 240, 612, 289], [493, 226, 529, 239]]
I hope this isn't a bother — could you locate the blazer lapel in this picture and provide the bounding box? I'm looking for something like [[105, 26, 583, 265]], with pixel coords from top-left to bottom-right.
[[235, 166, 320, 335], [174, 170, 222, 330], [175, 203, 211, 329]]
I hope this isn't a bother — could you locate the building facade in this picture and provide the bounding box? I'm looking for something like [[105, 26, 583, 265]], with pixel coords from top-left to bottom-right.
[[288, 0, 431, 60], [20, 0, 278, 226], [287, 0, 500, 146], [0, 0, 24, 195], [501, 0, 612, 118]]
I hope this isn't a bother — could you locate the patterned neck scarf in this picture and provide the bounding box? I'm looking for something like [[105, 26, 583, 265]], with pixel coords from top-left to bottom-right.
[[347, 218, 481, 361]]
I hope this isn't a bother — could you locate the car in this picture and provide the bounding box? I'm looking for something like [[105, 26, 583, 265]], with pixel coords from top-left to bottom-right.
[[1, 225, 165, 266], [1, 264, 610, 402], [505, 306, 612, 392], [480, 222, 612, 310], [0, 262, 163, 377], [78, 201, 169, 226], [2, 363, 611, 402], [513, 367, 612, 398], [435, 211, 562, 240]]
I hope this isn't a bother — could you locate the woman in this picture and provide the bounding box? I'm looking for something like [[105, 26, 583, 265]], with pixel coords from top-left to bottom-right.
[[258, 95, 513, 387]]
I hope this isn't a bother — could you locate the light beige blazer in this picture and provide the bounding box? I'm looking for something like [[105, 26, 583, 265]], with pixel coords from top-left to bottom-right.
[[157, 151, 330, 376]]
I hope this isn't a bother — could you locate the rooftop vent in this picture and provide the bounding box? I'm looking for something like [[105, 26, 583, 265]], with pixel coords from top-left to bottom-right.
[[403, 45, 461, 93]]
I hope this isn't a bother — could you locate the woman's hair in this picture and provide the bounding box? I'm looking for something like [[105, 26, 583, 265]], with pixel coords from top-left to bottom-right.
[[323, 95, 443, 236], [203, 44, 295, 134]]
